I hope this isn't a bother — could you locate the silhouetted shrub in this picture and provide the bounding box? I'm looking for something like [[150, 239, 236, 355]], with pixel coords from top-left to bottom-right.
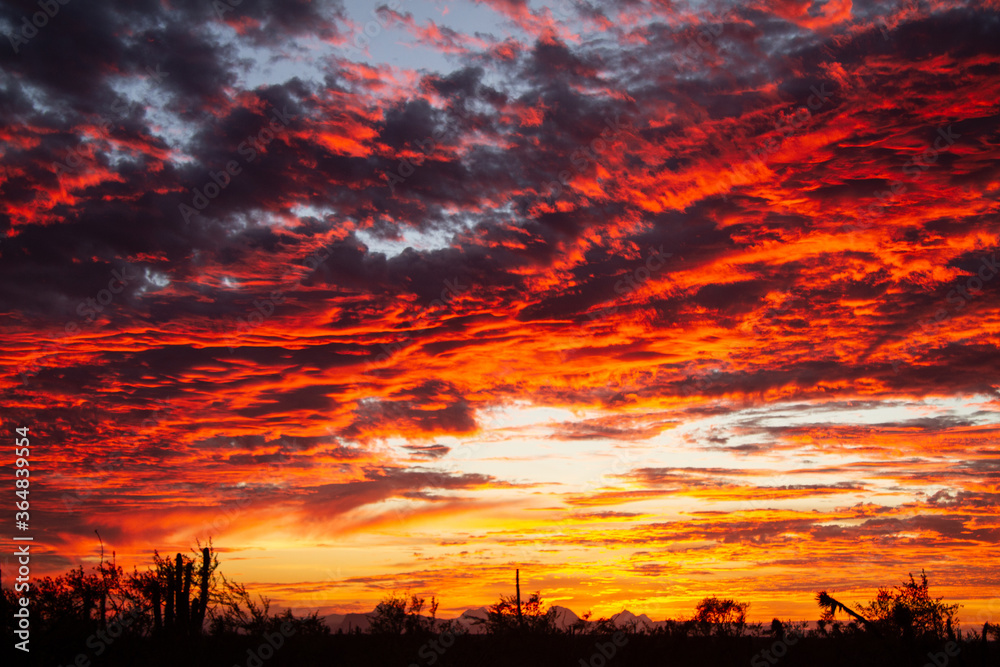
[[693, 596, 750, 637]]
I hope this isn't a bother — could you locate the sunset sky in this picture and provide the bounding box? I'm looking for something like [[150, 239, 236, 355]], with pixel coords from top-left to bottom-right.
[[2, 0, 999, 624]]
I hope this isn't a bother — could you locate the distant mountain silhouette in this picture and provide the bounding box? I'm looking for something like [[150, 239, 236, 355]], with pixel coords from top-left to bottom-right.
[[454, 606, 488, 633], [550, 606, 583, 629], [322, 605, 658, 633], [610, 609, 655, 631], [322, 611, 373, 633]]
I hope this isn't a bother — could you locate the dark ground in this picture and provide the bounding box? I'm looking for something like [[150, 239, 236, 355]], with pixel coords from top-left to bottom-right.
[[6, 633, 998, 667]]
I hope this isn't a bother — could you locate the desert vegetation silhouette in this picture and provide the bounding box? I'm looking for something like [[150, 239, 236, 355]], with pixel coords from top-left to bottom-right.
[[2, 545, 997, 666]]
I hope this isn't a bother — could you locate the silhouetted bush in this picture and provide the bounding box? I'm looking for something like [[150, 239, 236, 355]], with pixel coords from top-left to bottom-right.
[[481, 590, 558, 635], [692, 596, 750, 637], [856, 570, 959, 640]]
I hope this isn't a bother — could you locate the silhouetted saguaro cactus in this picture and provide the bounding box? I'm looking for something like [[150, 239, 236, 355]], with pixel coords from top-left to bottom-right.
[[180, 556, 194, 631], [151, 584, 162, 632], [192, 547, 211, 632], [516, 569, 523, 627], [173, 553, 185, 631], [96, 531, 107, 630], [148, 545, 216, 637], [164, 565, 174, 629], [160, 553, 193, 635]]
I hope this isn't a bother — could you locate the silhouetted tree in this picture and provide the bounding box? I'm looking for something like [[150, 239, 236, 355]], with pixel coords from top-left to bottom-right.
[[570, 610, 592, 635], [206, 572, 327, 637], [369, 592, 408, 635], [587, 615, 618, 635], [404, 593, 439, 635], [856, 570, 958, 640], [272, 607, 331, 637], [816, 591, 879, 636], [210, 574, 271, 635], [692, 597, 750, 637], [483, 590, 557, 635], [1, 568, 18, 639], [33, 566, 103, 634], [368, 591, 438, 635]]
